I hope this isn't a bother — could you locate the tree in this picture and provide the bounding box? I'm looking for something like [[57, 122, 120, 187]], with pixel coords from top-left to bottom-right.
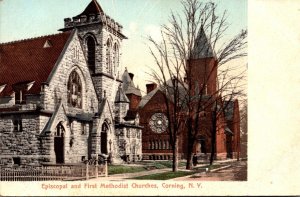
[[147, 0, 247, 171]]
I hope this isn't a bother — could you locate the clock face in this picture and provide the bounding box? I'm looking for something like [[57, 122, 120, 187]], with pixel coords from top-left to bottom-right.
[[149, 113, 168, 134]]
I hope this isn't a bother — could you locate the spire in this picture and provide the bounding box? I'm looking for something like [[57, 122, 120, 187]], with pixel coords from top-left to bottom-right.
[[115, 85, 129, 103], [75, 0, 104, 18], [121, 69, 142, 97], [191, 24, 215, 59]]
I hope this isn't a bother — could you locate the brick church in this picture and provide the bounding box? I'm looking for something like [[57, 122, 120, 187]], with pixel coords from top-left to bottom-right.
[[0, 0, 142, 167], [0, 0, 241, 168], [138, 25, 241, 161]]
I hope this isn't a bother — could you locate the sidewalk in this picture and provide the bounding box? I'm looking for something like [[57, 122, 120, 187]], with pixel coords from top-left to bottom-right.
[[90, 158, 242, 181], [91, 168, 171, 181]]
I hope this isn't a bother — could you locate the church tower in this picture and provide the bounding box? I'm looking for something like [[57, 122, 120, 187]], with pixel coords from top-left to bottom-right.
[[187, 25, 217, 96], [59, 0, 127, 103]]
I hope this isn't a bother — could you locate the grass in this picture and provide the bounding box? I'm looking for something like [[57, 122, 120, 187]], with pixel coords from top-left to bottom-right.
[[108, 161, 186, 175], [108, 165, 146, 175], [142, 160, 186, 169], [130, 170, 195, 180], [108, 160, 225, 179]]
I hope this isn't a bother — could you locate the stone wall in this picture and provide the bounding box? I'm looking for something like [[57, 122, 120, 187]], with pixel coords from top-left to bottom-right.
[[0, 114, 41, 167], [42, 32, 99, 114]]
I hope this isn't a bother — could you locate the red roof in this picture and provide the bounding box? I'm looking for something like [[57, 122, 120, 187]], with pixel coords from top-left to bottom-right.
[[0, 31, 72, 96], [75, 0, 104, 18]]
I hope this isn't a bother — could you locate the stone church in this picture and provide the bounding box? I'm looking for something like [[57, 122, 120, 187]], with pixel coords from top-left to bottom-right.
[[0, 0, 142, 167]]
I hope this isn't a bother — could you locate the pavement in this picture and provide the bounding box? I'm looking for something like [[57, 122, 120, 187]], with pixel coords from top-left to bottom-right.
[[90, 159, 247, 181], [173, 160, 247, 181]]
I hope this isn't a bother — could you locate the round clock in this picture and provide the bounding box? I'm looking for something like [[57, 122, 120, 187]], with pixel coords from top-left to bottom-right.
[[149, 113, 168, 133]]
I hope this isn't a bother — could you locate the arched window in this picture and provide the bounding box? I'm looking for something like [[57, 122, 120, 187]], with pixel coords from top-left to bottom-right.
[[56, 122, 65, 137], [113, 43, 119, 75], [86, 36, 96, 73], [106, 39, 112, 75], [67, 71, 82, 108]]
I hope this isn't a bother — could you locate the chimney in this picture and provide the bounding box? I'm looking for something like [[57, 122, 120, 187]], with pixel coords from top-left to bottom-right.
[[129, 73, 134, 80], [146, 83, 157, 94]]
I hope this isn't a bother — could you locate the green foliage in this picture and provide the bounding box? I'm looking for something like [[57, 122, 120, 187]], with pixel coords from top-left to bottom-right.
[[108, 165, 146, 175], [131, 171, 195, 180]]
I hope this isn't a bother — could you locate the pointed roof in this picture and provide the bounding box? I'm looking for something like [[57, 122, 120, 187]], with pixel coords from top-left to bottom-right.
[[0, 31, 73, 97], [75, 0, 104, 18], [121, 68, 142, 97], [191, 25, 215, 59], [115, 85, 130, 103]]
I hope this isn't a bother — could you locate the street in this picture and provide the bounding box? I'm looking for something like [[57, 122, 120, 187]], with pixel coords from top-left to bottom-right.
[[174, 160, 247, 181]]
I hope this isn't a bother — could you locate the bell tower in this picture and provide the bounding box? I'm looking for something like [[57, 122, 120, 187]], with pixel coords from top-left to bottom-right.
[[59, 0, 127, 102], [187, 25, 217, 96]]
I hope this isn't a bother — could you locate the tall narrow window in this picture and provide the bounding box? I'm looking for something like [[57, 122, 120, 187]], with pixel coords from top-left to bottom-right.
[[113, 43, 119, 75], [106, 39, 112, 75], [67, 71, 82, 108], [87, 37, 95, 73], [13, 118, 22, 132], [15, 90, 24, 104]]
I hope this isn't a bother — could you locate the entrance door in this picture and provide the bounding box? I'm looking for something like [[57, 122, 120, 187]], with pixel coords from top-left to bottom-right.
[[54, 122, 65, 163], [54, 137, 64, 163], [101, 132, 107, 154]]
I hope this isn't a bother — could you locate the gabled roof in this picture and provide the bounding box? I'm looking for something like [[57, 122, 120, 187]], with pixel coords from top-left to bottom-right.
[[0, 31, 72, 97], [75, 0, 104, 18], [121, 68, 142, 97], [191, 25, 215, 59], [115, 85, 129, 103], [138, 79, 188, 109]]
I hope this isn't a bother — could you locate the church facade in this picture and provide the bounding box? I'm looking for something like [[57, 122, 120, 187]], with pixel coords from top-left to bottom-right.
[[138, 26, 241, 161], [0, 0, 142, 167]]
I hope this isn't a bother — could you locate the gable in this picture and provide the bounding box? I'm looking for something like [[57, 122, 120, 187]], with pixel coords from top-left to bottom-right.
[[0, 31, 72, 97], [45, 31, 99, 112], [141, 90, 172, 112]]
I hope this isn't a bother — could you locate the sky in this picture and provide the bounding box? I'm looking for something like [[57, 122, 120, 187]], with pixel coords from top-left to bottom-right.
[[2, 1, 300, 195], [0, 0, 247, 94]]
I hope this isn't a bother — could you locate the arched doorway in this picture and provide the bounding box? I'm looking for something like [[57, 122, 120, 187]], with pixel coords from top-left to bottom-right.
[[101, 123, 108, 154], [198, 136, 207, 154], [54, 122, 65, 163]]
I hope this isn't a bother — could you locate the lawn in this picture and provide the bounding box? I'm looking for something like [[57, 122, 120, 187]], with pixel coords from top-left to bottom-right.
[[108, 160, 224, 178], [108, 160, 186, 175], [108, 165, 146, 175]]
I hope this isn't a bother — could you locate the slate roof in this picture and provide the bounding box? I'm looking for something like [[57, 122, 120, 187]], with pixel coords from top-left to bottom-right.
[[191, 25, 215, 59], [0, 31, 72, 97], [138, 78, 188, 109], [75, 0, 104, 18], [121, 68, 142, 97], [224, 100, 234, 121], [115, 85, 129, 103]]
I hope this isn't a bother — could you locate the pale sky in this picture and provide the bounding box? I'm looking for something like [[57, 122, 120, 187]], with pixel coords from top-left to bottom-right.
[[1, 1, 300, 195], [0, 0, 247, 94]]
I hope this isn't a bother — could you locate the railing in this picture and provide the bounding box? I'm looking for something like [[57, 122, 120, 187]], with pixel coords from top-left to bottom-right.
[[0, 163, 107, 181]]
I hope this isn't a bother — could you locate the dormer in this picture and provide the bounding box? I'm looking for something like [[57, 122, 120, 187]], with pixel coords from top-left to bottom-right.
[[0, 84, 6, 94], [12, 81, 35, 104]]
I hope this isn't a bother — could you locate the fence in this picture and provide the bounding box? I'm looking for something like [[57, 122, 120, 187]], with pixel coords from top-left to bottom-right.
[[0, 163, 107, 181]]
